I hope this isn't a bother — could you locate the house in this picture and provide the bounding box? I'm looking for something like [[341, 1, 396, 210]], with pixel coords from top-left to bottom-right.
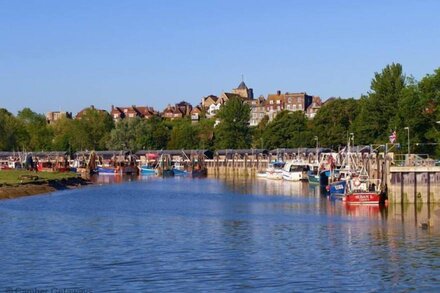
[[306, 96, 322, 119], [46, 111, 72, 124], [265, 91, 285, 121], [110, 105, 158, 122], [162, 105, 184, 120], [191, 106, 203, 122], [75, 105, 108, 120], [136, 106, 158, 119], [201, 95, 219, 109], [176, 101, 193, 117], [284, 92, 313, 112], [218, 92, 245, 104], [249, 96, 266, 127]]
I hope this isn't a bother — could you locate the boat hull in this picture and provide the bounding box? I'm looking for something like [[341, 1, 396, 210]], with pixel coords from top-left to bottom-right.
[[191, 168, 207, 178], [266, 172, 283, 180], [282, 171, 304, 181], [173, 169, 188, 176], [344, 192, 381, 204], [329, 180, 347, 198], [139, 166, 156, 175], [308, 173, 320, 184]]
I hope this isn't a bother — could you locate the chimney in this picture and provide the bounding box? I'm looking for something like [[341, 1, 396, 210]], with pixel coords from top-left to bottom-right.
[[111, 105, 114, 111], [277, 90, 281, 95]]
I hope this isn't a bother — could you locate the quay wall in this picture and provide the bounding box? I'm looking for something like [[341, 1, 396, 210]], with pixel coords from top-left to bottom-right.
[[388, 166, 440, 204]]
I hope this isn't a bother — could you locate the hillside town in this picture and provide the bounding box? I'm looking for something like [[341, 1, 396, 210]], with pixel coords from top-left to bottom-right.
[[45, 81, 324, 126]]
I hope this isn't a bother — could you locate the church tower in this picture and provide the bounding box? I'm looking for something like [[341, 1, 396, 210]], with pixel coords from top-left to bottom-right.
[[232, 80, 254, 100]]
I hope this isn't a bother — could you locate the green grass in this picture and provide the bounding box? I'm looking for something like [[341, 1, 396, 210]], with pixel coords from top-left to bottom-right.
[[0, 170, 78, 185]]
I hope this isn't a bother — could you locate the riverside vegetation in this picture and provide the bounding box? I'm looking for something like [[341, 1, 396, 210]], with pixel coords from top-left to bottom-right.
[[1, 63, 439, 157], [0, 170, 86, 199]]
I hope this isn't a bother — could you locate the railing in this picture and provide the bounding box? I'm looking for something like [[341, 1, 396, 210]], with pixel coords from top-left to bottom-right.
[[391, 154, 436, 167]]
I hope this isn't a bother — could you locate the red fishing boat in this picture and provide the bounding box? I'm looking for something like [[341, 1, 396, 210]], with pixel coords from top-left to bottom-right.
[[343, 174, 384, 204]]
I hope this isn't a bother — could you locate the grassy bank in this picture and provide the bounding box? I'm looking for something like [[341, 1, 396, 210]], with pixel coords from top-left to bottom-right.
[[0, 170, 88, 199], [0, 170, 79, 185]]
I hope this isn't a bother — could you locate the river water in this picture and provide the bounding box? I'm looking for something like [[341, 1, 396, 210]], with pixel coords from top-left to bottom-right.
[[0, 176, 439, 292]]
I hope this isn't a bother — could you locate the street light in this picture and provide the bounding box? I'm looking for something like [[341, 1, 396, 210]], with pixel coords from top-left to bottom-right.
[[314, 136, 319, 163], [404, 127, 410, 155]]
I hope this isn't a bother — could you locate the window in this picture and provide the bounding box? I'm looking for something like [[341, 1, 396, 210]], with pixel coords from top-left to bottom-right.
[[288, 98, 292, 103], [293, 105, 296, 110], [298, 104, 302, 109], [270, 100, 273, 104], [276, 100, 280, 104]]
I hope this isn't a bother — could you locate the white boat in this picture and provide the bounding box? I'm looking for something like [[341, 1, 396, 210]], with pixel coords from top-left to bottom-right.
[[265, 162, 285, 180], [282, 161, 309, 181], [256, 171, 268, 178]]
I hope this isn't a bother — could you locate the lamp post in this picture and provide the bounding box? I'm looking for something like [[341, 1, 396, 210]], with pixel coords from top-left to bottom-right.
[[314, 136, 319, 163], [404, 127, 410, 155]]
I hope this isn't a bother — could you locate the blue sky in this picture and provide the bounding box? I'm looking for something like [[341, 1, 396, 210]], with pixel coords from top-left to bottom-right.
[[0, 0, 439, 115]]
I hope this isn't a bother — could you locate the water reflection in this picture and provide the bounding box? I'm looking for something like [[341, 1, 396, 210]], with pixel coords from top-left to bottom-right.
[[1, 174, 439, 291], [88, 174, 440, 233]]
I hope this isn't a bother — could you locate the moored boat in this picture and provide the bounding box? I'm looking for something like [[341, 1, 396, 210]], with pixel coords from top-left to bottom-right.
[[282, 161, 309, 181], [139, 165, 157, 175], [343, 175, 383, 204], [307, 164, 320, 184], [264, 162, 285, 180], [172, 161, 188, 176]]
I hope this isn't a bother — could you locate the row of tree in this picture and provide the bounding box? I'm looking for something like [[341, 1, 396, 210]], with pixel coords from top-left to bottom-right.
[[1, 63, 439, 156]]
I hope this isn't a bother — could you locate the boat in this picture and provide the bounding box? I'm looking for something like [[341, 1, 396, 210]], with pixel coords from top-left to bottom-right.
[[139, 165, 157, 175], [343, 174, 383, 205], [265, 162, 285, 180], [307, 166, 320, 184], [97, 165, 137, 175], [191, 168, 207, 178], [256, 171, 268, 178], [96, 166, 117, 174], [282, 161, 309, 181], [172, 161, 188, 176]]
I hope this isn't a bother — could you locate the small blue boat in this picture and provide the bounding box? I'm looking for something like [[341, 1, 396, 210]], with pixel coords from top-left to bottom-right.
[[172, 168, 188, 176], [329, 180, 347, 199], [139, 165, 156, 175], [97, 166, 116, 174]]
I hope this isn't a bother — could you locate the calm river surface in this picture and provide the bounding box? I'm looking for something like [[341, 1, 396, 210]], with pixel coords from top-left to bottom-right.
[[0, 176, 439, 292]]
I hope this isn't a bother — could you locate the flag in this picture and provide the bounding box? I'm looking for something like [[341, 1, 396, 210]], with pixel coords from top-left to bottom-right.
[[389, 130, 397, 143]]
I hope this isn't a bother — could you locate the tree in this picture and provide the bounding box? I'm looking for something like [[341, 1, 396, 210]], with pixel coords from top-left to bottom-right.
[[261, 111, 311, 149], [137, 116, 170, 150], [353, 63, 406, 144], [0, 109, 26, 151], [312, 98, 361, 148], [16, 108, 53, 151], [107, 118, 142, 151], [167, 119, 199, 149], [214, 97, 252, 149], [411, 68, 440, 156], [194, 118, 215, 149], [252, 115, 269, 148], [51, 117, 81, 151], [77, 108, 114, 150]]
